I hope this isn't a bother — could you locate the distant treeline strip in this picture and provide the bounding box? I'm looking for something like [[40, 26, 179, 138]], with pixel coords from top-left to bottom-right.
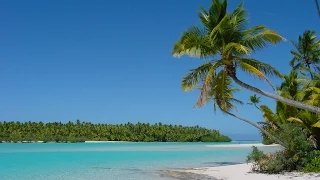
[[0, 120, 231, 143]]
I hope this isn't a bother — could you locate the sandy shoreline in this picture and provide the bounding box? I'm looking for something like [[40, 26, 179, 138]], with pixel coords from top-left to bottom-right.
[[165, 163, 320, 180], [205, 143, 281, 148]]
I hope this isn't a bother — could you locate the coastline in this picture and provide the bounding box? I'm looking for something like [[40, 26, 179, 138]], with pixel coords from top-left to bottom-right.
[[0, 140, 126, 143], [164, 163, 320, 180], [205, 143, 281, 148], [0, 141, 263, 144]]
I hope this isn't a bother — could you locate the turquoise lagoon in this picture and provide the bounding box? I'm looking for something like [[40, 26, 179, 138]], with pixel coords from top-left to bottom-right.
[[0, 142, 278, 180]]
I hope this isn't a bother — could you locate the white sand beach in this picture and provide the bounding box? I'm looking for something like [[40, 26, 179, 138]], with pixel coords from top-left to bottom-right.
[[180, 163, 320, 180], [206, 143, 281, 148]]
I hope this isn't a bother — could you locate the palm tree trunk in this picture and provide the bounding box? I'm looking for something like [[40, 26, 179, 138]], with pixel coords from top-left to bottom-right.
[[312, 63, 320, 74], [226, 112, 287, 148], [307, 64, 314, 79], [316, 0, 320, 17], [230, 75, 320, 114], [254, 104, 261, 110]]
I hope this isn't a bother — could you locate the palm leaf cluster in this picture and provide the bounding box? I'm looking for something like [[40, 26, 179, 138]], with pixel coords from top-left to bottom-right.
[[290, 30, 320, 76], [173, 0, 320, 148], [259, 70, 320, 146], [173, 0, 284, 114]]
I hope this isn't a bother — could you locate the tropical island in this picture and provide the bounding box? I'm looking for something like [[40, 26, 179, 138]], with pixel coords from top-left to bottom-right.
[[166, 0, 320, 179], [1, 0, 320, 180], [0, 120, 231, 143]]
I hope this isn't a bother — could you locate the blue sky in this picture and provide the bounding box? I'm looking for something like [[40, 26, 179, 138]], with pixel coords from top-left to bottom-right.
[[0, 0, 319, 138]]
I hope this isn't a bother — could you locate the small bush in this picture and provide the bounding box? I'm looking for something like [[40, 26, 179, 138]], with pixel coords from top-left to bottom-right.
[[304, 154, 320, 172], [247, 148, 286, 174], [247, 146, 267, 172], [247, 146, 265, 162], [263, 153, 285, 174], [247, 124, 317, 174]]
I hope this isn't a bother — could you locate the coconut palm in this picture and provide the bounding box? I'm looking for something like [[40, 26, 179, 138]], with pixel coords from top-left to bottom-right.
[[199, 71, 287, 147], [248, 94, 261, 110], [278, 71, 301, 99], [172, 0, 320, 114], [290, 30, 320, 76]]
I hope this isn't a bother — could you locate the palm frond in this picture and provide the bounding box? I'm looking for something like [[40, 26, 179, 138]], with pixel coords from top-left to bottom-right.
[[237, 61, 274, 89], [208, 12, 229, 39], [296, 111, 317, 125], [198, 70, 242, 113], [196, 61, 222, 106], [227, 1, 247, 31], [223, 42, 251, 55], [181, 62, 213, 91], [242, 29, 285, 52], [287, 117, 304, 124], [199, 0, 227, 31], [213, 72, 242, 112], [237, 58, 283, 78], [260, 105, 276, 122], [172, 26, 215, 58]]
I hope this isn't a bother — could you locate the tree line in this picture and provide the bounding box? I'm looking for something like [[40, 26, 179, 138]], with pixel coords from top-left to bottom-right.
[[0, 120, 231, 143]]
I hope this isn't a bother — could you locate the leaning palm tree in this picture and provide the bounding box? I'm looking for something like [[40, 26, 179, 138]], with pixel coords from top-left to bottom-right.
[[200, 71, 287, 147], [290, 30, 320, 76], [172, 0, 320, 114], [260, 70, 320, 147], [316, 0, 320, 17]]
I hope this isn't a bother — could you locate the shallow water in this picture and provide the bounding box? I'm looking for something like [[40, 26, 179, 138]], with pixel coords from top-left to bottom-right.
[[0, 142, 279, 180]]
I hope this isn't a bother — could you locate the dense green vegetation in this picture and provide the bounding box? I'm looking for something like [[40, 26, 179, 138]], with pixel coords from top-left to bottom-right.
[[174, 0, 320, 174], [0, 120, 231, 143], [247, 124, 319, 173]]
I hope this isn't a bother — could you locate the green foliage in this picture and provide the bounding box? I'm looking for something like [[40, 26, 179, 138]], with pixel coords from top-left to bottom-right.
[[261, 130, 275, 145], [304, 153, 320, 172], [200, 134, 231, 142], [0, 121, 231, 143], [290, 30, 320, 76], [173, 0, 284, 111], [247, 147, 286, 174], [247, 124, 317, 174], [246, 146, 265, 163], [259, 69, 320, 146]]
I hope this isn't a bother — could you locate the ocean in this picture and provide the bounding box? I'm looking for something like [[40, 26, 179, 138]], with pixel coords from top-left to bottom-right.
[[0, 142, 278, 180]]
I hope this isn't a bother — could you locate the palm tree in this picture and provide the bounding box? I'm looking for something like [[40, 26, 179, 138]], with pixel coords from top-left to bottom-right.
[[172, 0, 320, 114], [259, 70, 320, 147], [316, 0, 320, 17], [298, 72, 320, 106], [248, 94, 261, 110], [199, 70, 287, 147], [278, 71, 301, 99], [290, 30, 320, 76]]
